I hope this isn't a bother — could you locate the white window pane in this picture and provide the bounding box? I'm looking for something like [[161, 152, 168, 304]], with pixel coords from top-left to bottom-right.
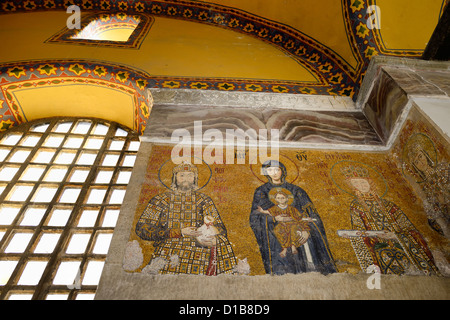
[[31, 123, 49, 132], [21, 135, 41, 147], [84, 138, 104, 150], [63, 137, 83, 149], [20, 166, 45, 181], [82, 261, 104, 285], [66, 233, 90, 254], [77, 152, 97, 165], [115, 128, 127, 137], [18, 260, 48, 285], [4, 233, 33, 253], [20, 207, 46, 226], [0, 260, 18, 285], [43, 136, 64, 148], [0, 148, 10, 161], [72, 122, 91, 134], [75, 293, 95, 300], [60, 188, 81, 203], [95, 171, 113, 184], [33, 150, 55, 163], [70, 169, 90, 183], [46, 294, 69, 300], [109, 140, 124, 150], [116, 171, 131, 184], [44, 167, 68, 182], [0, 231, 5, 242], [0, 166, 19, 181], [92, 233, 113, 254], [47, 209, 72, 226], [0, 206, 21, 224], [53, 261, 81, 285], [102, 210, 120, 227], [34, 233, 61, 254], [8, 185, 33, 201], [128, 141, 140, 151], [8, 294, 33, 300], [109, 189, 126, 204], [86, 189, 106, 204], [2, 134, 22, 146], [54, 122, 73, 133], [9, 150, 31, 163], [54, 151, 76, 164], [102, 154, 119, 166], [33, 186, 58, 203], [92, 124, 109, 135], [78, 210, 99, 227], [122, 155, 136, 167]]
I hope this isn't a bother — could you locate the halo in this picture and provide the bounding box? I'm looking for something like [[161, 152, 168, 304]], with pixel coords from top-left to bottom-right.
[[402, 133, 437, 183], [250, 153, 299, 184], [330, 160, 388, 197], [268, 187, 294, 206], [158, 156, 212, 191]]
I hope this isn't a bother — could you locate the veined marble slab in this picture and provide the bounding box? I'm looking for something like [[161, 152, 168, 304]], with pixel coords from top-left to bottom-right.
[[150, 88, 357, 111], [143, 104, 382, 148]]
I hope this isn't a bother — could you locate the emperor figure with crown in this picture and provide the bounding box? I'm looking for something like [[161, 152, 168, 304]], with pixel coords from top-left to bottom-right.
[[335, 161, 440, 276], [135, 162, 237, 275]]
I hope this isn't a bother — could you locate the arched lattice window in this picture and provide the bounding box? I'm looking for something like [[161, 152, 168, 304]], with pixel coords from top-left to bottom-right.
[[0, 118, 139, 300]]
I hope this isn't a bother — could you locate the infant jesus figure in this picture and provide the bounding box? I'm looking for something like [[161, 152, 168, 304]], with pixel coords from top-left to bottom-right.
[[258, 188, 311, 258]]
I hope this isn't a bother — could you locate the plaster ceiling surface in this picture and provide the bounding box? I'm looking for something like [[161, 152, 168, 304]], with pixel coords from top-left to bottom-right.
[[0, 0, 447, 133]]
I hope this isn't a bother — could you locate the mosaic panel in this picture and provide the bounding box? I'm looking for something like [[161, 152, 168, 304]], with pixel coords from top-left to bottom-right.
[[124, 142, 448, 276], [390, 104, 450, 240]]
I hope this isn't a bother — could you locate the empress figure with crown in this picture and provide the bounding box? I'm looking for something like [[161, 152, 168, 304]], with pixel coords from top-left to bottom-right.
[[336, 162, 440, 275], [135, 162, 237, 275]]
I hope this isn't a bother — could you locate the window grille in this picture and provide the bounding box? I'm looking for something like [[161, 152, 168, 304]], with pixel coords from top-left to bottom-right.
[[0, 118, 139, 300]]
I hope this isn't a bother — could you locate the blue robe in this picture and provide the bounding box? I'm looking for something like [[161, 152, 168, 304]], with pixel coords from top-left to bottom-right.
[[250, 182, 337, 275]]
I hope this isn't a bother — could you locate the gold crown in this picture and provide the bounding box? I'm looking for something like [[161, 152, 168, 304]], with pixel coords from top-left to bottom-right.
[[340, 165, 369, 179], [172, 162, 198, 174]]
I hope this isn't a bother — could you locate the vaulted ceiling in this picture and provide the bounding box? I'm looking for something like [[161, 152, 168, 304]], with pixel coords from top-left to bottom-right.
[[0, 0, 447, 133]]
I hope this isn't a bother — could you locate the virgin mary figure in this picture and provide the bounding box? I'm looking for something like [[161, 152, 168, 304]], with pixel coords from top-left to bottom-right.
[[250, 159, 337, 275]]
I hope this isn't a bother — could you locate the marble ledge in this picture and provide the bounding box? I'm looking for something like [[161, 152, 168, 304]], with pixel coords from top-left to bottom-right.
[[149, 88, 357, 111], [142, 105, 383, 150], [140, 136, 391, 152], [357, 56, 450, 108]]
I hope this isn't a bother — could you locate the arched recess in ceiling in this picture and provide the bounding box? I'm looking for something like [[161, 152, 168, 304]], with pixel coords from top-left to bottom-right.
[[0, 0, 446, 115], [0, 60, 153, 134]]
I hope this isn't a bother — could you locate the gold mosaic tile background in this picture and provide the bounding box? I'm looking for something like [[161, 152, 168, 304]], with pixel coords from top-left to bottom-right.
[[129, 154, 445, 274]]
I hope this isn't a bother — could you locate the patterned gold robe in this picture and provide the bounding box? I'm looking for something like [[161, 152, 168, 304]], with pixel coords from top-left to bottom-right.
[[136, 191, 236, 275], [269, 205, 310, 249], [349, 195, 439, 275]]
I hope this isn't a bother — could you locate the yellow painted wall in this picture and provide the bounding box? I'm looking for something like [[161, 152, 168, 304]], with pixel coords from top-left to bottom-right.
[[374, 0, 443, 50], [202, 0, 360, 69], [11, 83, 136, 130], [0, 11, 318, 82]]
